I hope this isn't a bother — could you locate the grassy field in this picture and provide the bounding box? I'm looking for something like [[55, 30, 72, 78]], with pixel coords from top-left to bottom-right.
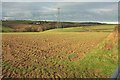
[[45, 25, 116, 32], [45, 27, 84, 32], [2, 25, 118, 78], [85, 25, 117, 31], [0, 26, 14, 32]]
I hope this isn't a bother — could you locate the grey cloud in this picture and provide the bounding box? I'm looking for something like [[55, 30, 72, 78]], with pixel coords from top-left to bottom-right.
[[2, 2, 118, 22]]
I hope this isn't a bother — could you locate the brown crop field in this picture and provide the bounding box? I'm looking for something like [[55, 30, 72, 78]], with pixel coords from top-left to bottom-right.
[[2, 31, 118, 78]]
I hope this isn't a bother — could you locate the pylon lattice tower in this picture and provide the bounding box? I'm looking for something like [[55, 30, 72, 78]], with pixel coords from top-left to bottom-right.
[[57, 8, 60, 28]]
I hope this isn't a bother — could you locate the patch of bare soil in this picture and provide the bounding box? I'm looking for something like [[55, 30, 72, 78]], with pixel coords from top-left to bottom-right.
[[2, 32, 109, 78]]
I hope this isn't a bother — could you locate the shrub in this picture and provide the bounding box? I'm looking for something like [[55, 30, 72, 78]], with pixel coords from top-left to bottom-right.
[[25, 27, 43, 32]]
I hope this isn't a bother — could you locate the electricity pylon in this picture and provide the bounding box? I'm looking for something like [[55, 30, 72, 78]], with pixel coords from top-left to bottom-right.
[[57, 8, 60, 28]]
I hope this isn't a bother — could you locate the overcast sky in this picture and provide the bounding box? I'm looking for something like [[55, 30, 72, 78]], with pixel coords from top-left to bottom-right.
[[2, 2, 118, 22], [2, 0, 120, 2]]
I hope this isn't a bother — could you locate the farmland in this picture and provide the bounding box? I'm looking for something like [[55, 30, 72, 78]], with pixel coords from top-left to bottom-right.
[[1, 20, 109, 32], [45, 25, 116, 32], [2, 25, 118, 78], [0, 26, 14, 32]]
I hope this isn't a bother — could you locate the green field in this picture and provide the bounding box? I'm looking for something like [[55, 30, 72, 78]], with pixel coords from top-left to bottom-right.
[[45, 25, 116, 32], [2, 20, 38, 24], [45, 27, 84, 32], [0, 26, 14, 32], [85, 25, 117, 31]]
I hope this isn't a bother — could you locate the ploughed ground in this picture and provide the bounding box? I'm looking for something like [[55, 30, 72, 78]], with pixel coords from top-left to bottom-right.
[[2, 32, 110, 78]]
